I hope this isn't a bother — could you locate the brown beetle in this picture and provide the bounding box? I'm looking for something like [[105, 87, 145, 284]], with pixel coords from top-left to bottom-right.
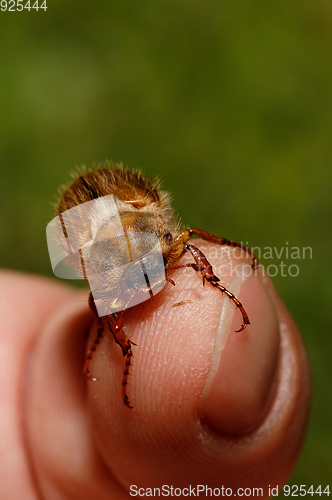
[[54, 162, 258, 408]]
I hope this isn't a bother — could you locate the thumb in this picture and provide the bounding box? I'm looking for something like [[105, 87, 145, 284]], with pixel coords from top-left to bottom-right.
[[86, 240, 311, 494]]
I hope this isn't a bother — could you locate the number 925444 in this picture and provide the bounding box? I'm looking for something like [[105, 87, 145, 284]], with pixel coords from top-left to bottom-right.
[[283, 485, 330, 497], [1, 0, 47, 11]]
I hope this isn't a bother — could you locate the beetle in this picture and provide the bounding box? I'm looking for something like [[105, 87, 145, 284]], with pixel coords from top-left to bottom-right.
[[50, 163, 258, 407]]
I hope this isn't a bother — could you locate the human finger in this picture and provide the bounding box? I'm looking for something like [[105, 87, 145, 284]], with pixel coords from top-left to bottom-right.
[[84, 241, 311, 495], [0, 271, 75, 499]]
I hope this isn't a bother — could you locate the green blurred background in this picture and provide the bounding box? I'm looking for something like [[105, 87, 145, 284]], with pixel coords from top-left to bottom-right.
[[1, 0, 331, 487]]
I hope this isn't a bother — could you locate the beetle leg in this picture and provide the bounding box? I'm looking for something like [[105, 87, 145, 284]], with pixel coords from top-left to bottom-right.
[[84, 293, 135, 408], [167, 243, 250, 332], [176, 228, 259, 270], [83, 292, 104, 381], [107, 314, 135, 409], [166, 262, 205, 277]]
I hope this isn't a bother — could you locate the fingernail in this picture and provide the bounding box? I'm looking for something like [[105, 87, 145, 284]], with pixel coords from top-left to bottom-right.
[[199, 264, 280, 434]]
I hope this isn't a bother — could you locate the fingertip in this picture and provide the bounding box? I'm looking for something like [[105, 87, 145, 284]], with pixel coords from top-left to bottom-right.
[[199, 266, 280, 434], [84, 242, 311, 491]]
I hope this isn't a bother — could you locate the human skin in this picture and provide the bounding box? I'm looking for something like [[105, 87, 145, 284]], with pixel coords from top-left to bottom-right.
[[0, 241, 311, 499]]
